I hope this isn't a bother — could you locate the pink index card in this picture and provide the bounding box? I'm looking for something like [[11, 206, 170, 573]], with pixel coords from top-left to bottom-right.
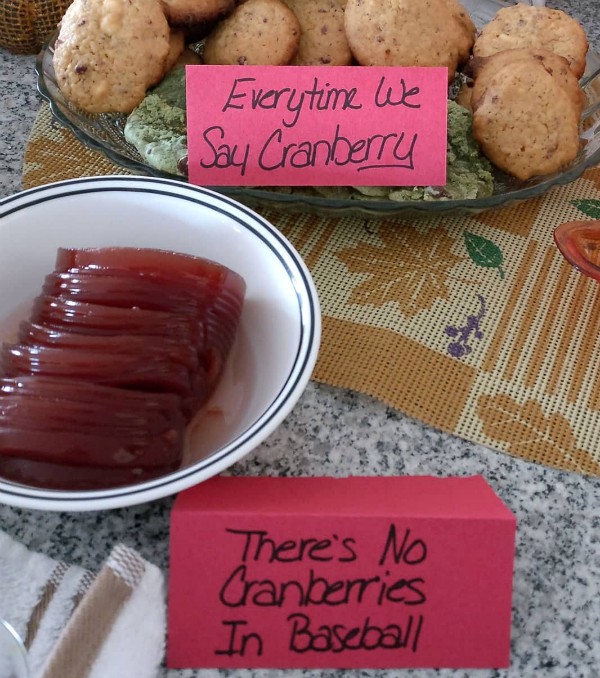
[[167, 475, 516, 670], [185, 65, 448, 187]]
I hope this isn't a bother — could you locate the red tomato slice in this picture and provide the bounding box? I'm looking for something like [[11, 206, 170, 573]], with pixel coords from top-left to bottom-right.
[[554, 220, 600, 281]]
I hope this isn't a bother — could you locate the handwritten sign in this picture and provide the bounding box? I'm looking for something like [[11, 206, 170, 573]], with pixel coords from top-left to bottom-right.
[[185, 66, 448, 186], [167, 475, 516, 669]]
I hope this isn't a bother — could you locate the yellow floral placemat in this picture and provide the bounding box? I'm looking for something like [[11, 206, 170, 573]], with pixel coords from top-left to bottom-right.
[[23, 103, 600, 477]]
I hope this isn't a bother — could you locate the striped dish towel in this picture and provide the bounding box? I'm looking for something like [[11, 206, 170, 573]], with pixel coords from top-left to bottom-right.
[[0, 532, 166, 678]]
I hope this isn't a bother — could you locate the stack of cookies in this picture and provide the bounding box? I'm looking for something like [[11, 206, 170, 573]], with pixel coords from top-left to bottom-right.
[[52, 0, 590, 184], [53, 0, 477, 114], [170, 0, 475, 74], [465, 4, 589, 180]]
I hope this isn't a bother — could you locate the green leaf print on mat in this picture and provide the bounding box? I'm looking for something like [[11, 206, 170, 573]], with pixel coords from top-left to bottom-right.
[[572, 199, 600, 219], [464, 231, 505, 279]]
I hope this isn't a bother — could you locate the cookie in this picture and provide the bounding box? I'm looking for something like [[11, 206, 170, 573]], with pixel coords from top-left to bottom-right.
[[343, 0, 469, 80], [53, 0, 170, 114], [203, 0, 300, 65], [160, 0, 235, 39], [471, 47, 585, 116], [282, 0, 352, 66], [441, 0, 476, 65], [172, 47, 203, 69], [164, 30, 186, 72], [456, 81, 473, 111], [473, 5, 588, 79], [472, 59, 581, 181]]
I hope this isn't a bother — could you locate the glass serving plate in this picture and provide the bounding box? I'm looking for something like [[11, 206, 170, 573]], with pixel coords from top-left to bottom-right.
[[35, 0, 600, 218]]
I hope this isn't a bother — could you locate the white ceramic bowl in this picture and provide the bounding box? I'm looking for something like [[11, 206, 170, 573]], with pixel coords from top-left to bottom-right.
[[0, 177, 320, 511]]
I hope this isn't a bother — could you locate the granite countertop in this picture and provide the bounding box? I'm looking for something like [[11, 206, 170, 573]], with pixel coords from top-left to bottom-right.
[[1, 2, 600, 676]]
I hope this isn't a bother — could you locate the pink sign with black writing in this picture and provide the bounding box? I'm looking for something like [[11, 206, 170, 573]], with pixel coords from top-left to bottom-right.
[[185, 65, 448, 186], [168, 475, 516, 669]]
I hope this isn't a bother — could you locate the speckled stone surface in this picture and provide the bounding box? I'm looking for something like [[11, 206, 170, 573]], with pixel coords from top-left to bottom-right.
[[1, 2, 600, 676]]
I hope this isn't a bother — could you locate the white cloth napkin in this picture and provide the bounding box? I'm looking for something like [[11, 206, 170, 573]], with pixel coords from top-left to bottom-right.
[[0, 532, 165, 678]]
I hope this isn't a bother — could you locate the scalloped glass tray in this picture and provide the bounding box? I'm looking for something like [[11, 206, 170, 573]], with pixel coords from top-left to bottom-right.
[[35, 0, 600, 218]]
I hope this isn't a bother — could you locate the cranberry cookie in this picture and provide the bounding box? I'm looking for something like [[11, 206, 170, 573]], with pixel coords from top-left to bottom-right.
[[53, 0, 170, 114]]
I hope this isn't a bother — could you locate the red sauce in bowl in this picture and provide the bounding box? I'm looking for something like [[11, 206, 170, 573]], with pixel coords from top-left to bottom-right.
[[0, 247, 246, 490]]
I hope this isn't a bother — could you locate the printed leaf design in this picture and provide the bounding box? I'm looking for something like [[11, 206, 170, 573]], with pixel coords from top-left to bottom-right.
[[476, 394, 600, 475], [24, 116, 133, 189], [464, 231, 505, 279], [571, 198, 600, 219], [335, 226, 464, 317]]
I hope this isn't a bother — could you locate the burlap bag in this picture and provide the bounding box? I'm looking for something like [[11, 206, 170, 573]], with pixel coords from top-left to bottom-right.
[[0, 0, 71, 54]]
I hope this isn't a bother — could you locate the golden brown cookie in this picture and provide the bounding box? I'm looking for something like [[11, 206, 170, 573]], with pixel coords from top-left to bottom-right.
[[281, 0, 352, 66], [343, 0, 468, 80], [160, 0, 235, 39], [456, 81, 473, 111], [203, 0, 301, 65], [473, 4, 588, 79], [172, 47, 203, 68], [164, 30, 186, 72], [441, 0, 476, 65], [471, 47, 585, 116], [53, 0, 170, 114], [472, 59, 581, 181]]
